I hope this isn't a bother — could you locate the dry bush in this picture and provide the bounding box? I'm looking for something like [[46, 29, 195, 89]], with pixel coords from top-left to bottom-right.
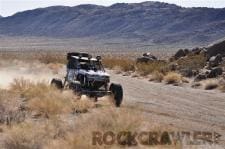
[[4, 122, 46, 149], [176, 53, 207, 71], [203, 79, 219, 90], [4, 118, 69, 149], [0, 89, 7, 106], [0, 90, 8, 123], [46, 107, 178, 149], [164, 72, 182, 84], [28, 91, 95, 116], [149, 71, 164, 82], [47, 107, 145, 149], [72, 98, 96, 113], [9, 78, 33, 94], [217, 78, 225, 92], [136, 61, 168, 76], [102, 58, 135, 72], [219, 85, 225, 92], [0, 89, 25, 125], [28, 92, 73, 117], [10, 78, 94, 117]]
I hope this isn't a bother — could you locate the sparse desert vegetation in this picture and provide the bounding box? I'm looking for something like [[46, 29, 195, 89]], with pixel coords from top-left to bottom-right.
[[102, 57, 135, 72], [0, 50, 225, 148], [163, 72, 182, 85], [1, 1, 225, 147], [149, 71, 164, 82], [10, 78, 95, 117], [203, 79, 219, 90], [0, 57, 178, 148], [136, 61, 169, 76], [0, 79, 178, 149], [176, 53, 207, 71], [219, 79, 225, 92]]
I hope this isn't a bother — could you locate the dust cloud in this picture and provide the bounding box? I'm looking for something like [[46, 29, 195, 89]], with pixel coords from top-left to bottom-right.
[[0, 60, 64, 89]]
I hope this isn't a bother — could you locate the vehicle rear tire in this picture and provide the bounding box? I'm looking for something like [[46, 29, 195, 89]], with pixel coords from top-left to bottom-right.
[[109, 83, 123, 107], [51, 79, 63, 89]]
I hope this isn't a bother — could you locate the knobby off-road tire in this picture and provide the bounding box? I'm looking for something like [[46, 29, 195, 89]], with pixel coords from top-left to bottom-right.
[[51, 78, 63, 89], [109, 83, 123, 107]]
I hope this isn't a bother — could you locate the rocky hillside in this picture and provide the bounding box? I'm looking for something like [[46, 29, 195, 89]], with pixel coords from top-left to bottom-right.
[[0, 1, 225, 46]]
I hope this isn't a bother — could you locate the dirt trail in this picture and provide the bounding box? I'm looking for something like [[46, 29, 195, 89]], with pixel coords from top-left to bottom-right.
[[109, 70, 225, 144]]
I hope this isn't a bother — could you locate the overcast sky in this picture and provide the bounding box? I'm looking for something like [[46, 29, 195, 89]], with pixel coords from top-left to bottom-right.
[[1, 0, 225, 17]]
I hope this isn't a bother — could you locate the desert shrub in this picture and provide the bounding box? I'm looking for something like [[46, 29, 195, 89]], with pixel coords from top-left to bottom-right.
[[4, 123, 46, 149], [10, 79, 94, 117], [9, 78, 33, 94], [219, 85, 225, 92], [72, 98, 96, 113], [0, 90, 7, 123], [149, 71, 164, 82], [219, 82, 225, 92], [48, 108, 145, 149], [4, 119, 69, 149], [176, 53, 207, 70], [103, 57, 169, 75], [27, 89, 95, 116], [0, 89, 6, 105], [46, 107, 179, 149], [102, 58, 135, 72], [164, 72, 182, 84], [28, 92, 73, 116], [136, 61, 169, 76], [0, 89, 25, 125], [204, 79, 219, 90]]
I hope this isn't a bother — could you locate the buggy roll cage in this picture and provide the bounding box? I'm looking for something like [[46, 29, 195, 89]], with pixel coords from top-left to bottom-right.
[[66, 52, 105, 72]]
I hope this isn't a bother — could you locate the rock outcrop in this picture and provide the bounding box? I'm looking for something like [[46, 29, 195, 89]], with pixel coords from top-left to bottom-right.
[[136, 53, 158, 63], [207, 40, 225, 57]]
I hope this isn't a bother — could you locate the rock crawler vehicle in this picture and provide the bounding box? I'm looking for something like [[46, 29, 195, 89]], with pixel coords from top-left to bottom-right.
[[51, 52, 123, 107]]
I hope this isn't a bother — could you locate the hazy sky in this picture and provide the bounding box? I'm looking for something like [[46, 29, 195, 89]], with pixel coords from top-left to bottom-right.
[[1, 0, 225, 17]]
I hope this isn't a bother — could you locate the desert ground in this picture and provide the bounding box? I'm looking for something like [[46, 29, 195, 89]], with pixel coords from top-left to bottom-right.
[[0, 50, 224, 149]]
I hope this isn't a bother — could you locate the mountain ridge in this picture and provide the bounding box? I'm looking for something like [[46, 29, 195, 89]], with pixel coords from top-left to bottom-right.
[[1, 1, 225, 46]]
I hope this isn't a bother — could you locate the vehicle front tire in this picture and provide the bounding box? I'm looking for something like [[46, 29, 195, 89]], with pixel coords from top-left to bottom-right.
[[109, 83, 123, 107], [51, 78, 63, 89]]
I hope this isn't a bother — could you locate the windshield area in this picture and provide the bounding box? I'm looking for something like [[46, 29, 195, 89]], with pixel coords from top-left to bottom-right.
[[67, 58, 104, 71], [79, 59, 104, 71]]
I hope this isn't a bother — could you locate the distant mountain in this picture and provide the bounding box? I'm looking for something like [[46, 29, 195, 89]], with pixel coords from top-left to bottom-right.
[[0, 1, 225, 46]]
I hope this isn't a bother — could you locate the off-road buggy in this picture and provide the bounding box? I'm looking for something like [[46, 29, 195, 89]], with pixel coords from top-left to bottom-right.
[[51, 52, 123, 107]]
